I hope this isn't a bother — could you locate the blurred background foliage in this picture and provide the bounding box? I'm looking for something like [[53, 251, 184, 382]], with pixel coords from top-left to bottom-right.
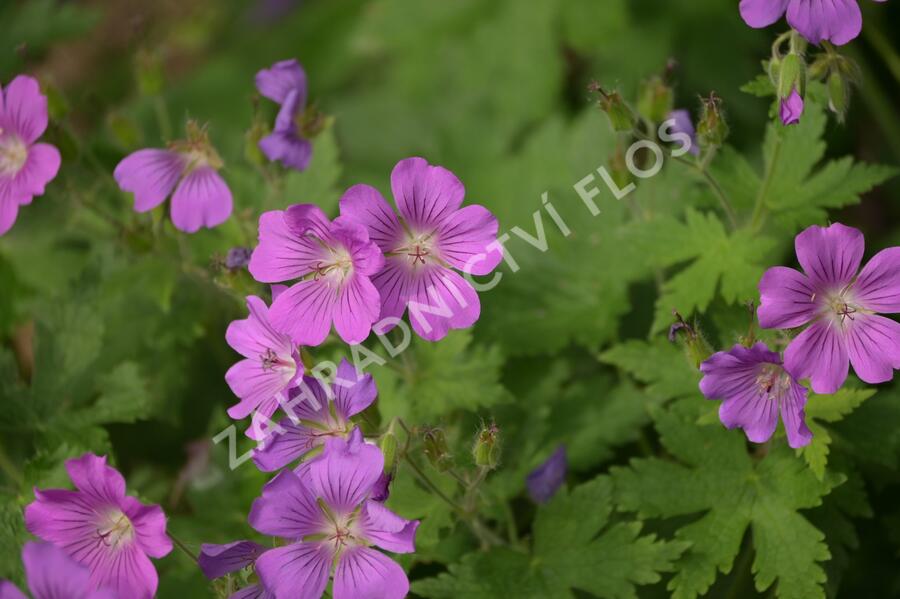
[[1, 0, 899, 597]]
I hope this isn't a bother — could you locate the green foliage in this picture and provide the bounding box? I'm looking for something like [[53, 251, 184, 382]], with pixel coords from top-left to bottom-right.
[[613, 401, 842, 599], [415, 476, 686, 599], [800, 387, 876, 480]]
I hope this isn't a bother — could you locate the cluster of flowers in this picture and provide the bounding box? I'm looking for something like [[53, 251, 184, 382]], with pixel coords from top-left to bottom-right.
[[700, 223, 900, 448], [739, 0, 889, 126], [2, 55, 502, 599]]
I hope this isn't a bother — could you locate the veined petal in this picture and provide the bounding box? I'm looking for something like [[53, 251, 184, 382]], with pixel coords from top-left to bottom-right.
[[0, 581, 26, 599], [0, 189, 20, 236], [786, 0, 862, 45], [255, 59, 307, 106], [249, 210, 328, 283], [333, 359, 377, 420], [391, 157, 464, 231], [370, 257, 414, 329], [121, 498, 172, 559], [333, 272, 381, 345], [65, 454, 126, 505], [113, 149, 184, 213], [226, 296, 295, 360], [852, 247, 900, 313], [784, 319, 850, 394], [845, 313, 900, 385], [170, 166, 233, 233], [358, 500, 419, 554], [252, 419, 320, 472], [309, 429, 383, 512], [758, 266, 819, 329], [333, 546, 409, 599], [779, 378, 813, 448], [22, 541, 93, 599], [339, 184, 404, 252], [435, 204, 502, 276], [269, 279, 338, 346], [259, 128, 311, 171], [794, 223, 864, 290], [248, 470, 326, 538], [254, 543, 331, 599], [198, 541, 267, 580], [406, 265, 480, 341], [11, 143, 60, 201]]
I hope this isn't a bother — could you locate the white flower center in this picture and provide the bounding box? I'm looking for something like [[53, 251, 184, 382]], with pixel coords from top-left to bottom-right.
[[755, 364, 790, 401], [0, 133, 28, 176], [394, 231, 436, 268], [96, 509, 135, 551], [312, 246, 354, 284]]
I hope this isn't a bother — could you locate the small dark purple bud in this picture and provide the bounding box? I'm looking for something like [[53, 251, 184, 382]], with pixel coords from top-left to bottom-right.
[[526, 445, 567, 504], [226, 247, 253, 270], [668, 320, 690, 343], [371, 472, 392, 503]]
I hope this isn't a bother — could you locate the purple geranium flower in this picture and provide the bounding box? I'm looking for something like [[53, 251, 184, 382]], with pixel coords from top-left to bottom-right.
[[199, 541, 272, 599], [225, 295, 303, 433], [253, 359, 377, 471], [780, 87, 805, 125], [700, 343, 812, 448], [24, 453, 172, 599], [740, 0, 888, 46], [113, 122, 233, 233], [0, 542, 117, 599], [0, 75, 61, 236], [666, 110, 700, 156], [758, 223, 900, 394], [340, 157, 503, 341], [526, 445, 567, 504], [248, 204, 385, 346], [249, 429, 418, 599], [255, 59, 312, 171]]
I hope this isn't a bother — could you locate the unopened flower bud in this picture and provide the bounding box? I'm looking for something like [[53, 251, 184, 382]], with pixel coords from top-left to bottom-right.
[[423, 428, 453, 472], [472, 422, 501, 470], [590, 82, 636, 132], [135, 48, 164, 97], [379, 429, 398, 475], [607, 142, 633, 190], [225, 247, 252, 271], [669, 311, 713, 369], [697, 92, 729, 148], [637, 76, 674, 124]]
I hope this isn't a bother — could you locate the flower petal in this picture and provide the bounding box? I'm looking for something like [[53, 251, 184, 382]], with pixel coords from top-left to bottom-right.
[[0, 581, 26, 599], [0, 190, 20, 236], [333, 546, 409, 599], [406, 266, 480, 341], [370, 257, 414, 328], [22, 541, 93, 599], [1, 76, 48, 143], [87, 545, 159, 599], [248, 470, 326, 538], [333, 359, 377, 419], [65, 453, 126, 505], [249, 210, 328, 283], [255, 59, 307, 106], [309, 428, 383, 512], [333, 273, 381, 345], [784, 319, 849, 394], [113, 149, 184, 212], [269, 279, 337, 346], [358, 500, 419, 554], [391, 157, 464, 231], [758, 266, 819, 329], [852, 247, 900, 313], [12, 143, 60, 201], [718, 384, 779, 443], [739, 0, 789, 28], [121, 498, 172, 559], [226, 296, 295, 360], [170, 166, 233, 233], [786, 0, 862, 45], [198, 541, 266, 580], [259, 129, 311, 171], [436, 204, 502, 276], [794, 223, 864, 290], [845, 313, 900, 385], [779, 379, 813, 448], [255, 543, 331, 599], [252, 419, 319, 472], [339, 184, 404, 252]]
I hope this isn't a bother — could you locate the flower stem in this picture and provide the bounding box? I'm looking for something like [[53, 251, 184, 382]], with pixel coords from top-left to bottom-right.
[[168, 530, 198, 563], [0, 443, 23, 488], [750, 133, 783, 232]]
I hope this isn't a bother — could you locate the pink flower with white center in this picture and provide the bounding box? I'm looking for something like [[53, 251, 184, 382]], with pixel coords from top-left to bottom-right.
[[113, 122, 233, 233], [248, 204, 385, 346], [249, 429, 418, 599], [24, 454, 172, 599], [340, 157, 503, 342], [0, 75, 61, 236], [225, 294, 303, 439], [759, 223, 900, 393]]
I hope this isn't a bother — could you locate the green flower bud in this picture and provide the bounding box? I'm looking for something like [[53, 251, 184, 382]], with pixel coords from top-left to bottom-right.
[[590, 83, 636, 133], [379, 429, 398, 475], [244, 120, 268, 167], [696, 93, 729, 148], [777, 53, 805, 100], [472, 423, 501, 470], [135, 48, 164, 97], [827, 70, 849, 123], [423, 428, 453, 472], [637, 76, 674, 124]]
